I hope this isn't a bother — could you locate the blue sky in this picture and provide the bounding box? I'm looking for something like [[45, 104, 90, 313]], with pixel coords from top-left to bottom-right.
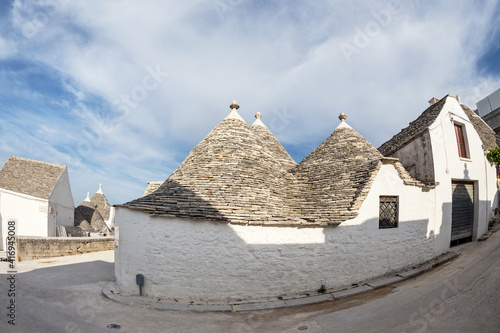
[[0, 0, 499, 205]]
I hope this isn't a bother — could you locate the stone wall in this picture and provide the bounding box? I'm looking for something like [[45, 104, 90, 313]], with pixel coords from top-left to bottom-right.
[[15, 236, 114, 262]]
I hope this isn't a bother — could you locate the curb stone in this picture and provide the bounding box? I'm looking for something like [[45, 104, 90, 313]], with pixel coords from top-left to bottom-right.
[[102, 251, 459, 312], [478, 223, 500, 241]]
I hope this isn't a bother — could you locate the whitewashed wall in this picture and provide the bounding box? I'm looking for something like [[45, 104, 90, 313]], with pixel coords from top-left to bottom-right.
[[0, 190, 50, 250], [390, 130, 435, 183], [428, 97, 497, 253], [49, 168, 75, 228], [115, 162, 438, 303]]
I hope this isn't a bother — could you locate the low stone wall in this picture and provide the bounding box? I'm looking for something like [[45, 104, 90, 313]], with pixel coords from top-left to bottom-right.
[[15, 236, 114, 262]]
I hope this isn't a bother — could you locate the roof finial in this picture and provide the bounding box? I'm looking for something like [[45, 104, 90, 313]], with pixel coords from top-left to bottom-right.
[[255, 112, 262, 119], [97, 183, 103, 194], [230, 101, 240, 110], [339, 112, 347, 122], [84, 192, 91, 202]]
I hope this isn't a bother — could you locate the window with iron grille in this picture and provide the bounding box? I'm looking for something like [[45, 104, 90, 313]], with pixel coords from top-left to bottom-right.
[[379, 196, 398, 229]]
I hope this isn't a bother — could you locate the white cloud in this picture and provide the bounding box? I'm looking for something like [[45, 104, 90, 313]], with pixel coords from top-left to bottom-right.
[[0, 35, 17, 58], [2, 0, 500, 203]]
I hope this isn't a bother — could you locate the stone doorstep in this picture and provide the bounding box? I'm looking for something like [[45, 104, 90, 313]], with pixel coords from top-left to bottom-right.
[[101, 251, 459, 312]]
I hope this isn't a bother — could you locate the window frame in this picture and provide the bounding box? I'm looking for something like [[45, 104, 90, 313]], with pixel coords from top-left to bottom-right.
[[379, 196, 399, 229], [453, 122, 469, 159]]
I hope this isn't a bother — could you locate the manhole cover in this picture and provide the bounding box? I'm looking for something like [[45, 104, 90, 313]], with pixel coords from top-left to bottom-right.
[[107, 324, 121, 329]]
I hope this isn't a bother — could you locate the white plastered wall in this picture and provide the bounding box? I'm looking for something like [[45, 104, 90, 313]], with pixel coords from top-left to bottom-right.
[[0, 189, 49, 250], [114, 162, 437, 303], [48, 168, 75, 229]]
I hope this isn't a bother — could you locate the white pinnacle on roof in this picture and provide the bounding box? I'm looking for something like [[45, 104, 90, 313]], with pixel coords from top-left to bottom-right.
[[336, 112, 352, 129], [251, 112, 266, 128], [84, 192, 91, 202], [224, 101, 245, 122], [97, 183, 103, 194]]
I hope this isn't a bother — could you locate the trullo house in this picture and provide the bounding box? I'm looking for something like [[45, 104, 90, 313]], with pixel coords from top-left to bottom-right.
[[0, 156, 75, 250], [113, 96, 498, 303]]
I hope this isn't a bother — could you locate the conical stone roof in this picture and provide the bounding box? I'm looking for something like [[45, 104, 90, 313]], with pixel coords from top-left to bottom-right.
[[122, 106, 423, 226], [74, 198, 109, 233], [90, 184, 111, 221], [124, 103, 307, 225], [293, 114, 383, 224], [250, 112, 296, 170]]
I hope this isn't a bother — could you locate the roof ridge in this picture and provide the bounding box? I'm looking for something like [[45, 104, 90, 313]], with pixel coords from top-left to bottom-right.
[[250, 112, 296, 168], [0, 155, 67, 199], [460, 103, 497, 150], [378, 95, 449, 156], [8, 155, 66, 169]]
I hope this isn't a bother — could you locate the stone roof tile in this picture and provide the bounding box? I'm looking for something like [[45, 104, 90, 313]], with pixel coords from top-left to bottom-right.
[[0, 156, 66, 199], [121, 106, 425, 226], [74, 200, 110, 233], [378, 96, 448, 156], [292, 115, 384, 223], [123, 105, 307, 225], [143, 181, 163, 196], [90, 184, 111, 221], [461, 104, 497, 150], [250, 112, 296, 170]]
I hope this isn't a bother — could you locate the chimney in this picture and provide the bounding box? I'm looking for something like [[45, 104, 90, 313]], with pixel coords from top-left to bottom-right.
[[428, 97, 440, 105]]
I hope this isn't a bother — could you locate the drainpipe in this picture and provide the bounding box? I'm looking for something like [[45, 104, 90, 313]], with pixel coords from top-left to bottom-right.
[[484, 151, 490, 237]]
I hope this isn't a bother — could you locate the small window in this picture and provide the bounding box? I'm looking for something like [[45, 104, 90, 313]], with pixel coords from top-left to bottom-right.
[[379, 196, 398, 229], [454, 123, 468, 158]]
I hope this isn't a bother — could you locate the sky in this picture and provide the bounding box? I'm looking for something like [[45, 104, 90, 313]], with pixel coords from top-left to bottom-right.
[[0, 0, 499, 205]]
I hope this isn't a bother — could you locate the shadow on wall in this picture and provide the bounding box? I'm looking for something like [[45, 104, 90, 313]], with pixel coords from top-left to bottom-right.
[[463, 163, 470, 179], [119, 181, 440, 302]]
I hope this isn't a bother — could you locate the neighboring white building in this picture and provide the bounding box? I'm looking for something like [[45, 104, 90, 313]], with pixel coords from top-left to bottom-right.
[[379, 94, 498, 251], [113, 97, 498, 303], [0, 156, 75, 250]]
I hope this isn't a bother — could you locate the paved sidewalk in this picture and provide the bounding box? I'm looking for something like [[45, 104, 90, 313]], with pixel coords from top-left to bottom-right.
[[102, 251, 458, 312]]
